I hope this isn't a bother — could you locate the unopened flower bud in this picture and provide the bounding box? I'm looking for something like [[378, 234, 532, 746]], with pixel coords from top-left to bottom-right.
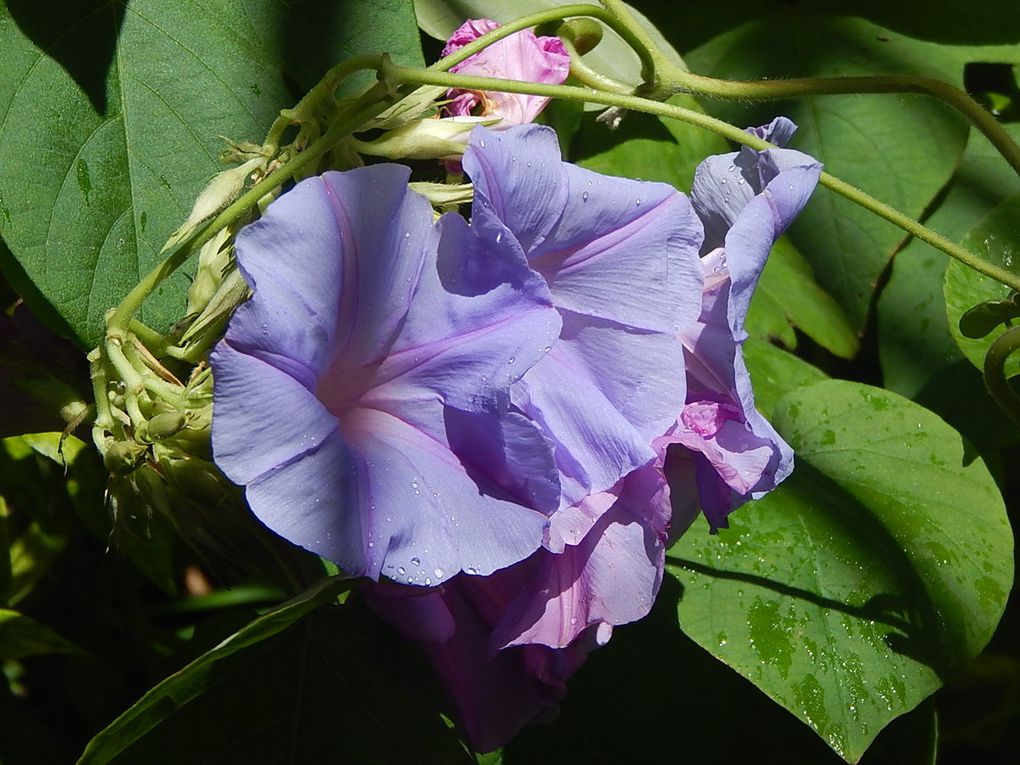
[[356, 116, 495, 161], [164, 157, 262, 252], [103, 440, 148, 475]]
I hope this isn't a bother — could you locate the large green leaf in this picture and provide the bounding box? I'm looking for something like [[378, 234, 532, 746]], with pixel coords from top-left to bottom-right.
[[669, 380, 1013, 762], [634, 0, 1020, 59], [686, 14, 970, 330], [879, 124, 1020, 398], [79, 578, 468, 764], [501, 574, 939, 765], [944, 194, 1020, 378], [0, 0, 423, 347]]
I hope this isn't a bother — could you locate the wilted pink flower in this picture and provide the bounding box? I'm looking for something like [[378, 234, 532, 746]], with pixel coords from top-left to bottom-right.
[[442, 18, 570, 125]]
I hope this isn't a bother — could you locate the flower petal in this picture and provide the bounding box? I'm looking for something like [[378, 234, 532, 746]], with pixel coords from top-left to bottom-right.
[[443, 19, 570, 125], [512, 311, 686, 506], [463, 125, 567, 253], [227, 165, 429, 382], [210, 343, 337, 485], [366, 573, 591, 753], [493, 455, 671, 650], [527, 163, 704, 333]]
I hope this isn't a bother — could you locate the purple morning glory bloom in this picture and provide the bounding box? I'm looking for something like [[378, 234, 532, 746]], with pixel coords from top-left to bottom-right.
[[442, 19, 570, 125], [210, 164, 562, 584], [671, 117, 823, 530], [461, 125, 704, 509]]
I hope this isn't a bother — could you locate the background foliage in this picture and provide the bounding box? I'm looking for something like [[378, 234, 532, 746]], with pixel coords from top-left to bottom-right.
[[1, 1, 1018, 763]]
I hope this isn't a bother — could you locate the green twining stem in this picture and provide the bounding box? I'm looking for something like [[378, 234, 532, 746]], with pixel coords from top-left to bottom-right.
[[383, 63, 1020, 295], [597, 0, 1020, 176], [667, 71, 1020, 178], [984, 327, 1020, 427], [104, 4, 653, 335]]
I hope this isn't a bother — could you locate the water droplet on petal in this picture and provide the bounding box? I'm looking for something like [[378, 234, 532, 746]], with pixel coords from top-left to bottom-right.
[[582, 191, 589, 202], [411, 556, 420, 566], [397, 566, 405, 575], [434, 567, 444, 578]]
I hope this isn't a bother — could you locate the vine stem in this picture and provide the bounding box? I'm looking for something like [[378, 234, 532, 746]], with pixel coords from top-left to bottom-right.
[[598, 0, 1020, 177], [984, 328, 1020, 427], [383, 63, 1020, 295], [102, 4, 642, 334]]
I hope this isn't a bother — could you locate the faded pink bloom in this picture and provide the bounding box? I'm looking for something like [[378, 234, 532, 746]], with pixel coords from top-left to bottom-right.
[[442, 18, 570, 125]]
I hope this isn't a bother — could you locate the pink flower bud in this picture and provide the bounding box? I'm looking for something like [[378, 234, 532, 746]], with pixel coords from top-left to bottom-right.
[[441, 18, 570, 126]]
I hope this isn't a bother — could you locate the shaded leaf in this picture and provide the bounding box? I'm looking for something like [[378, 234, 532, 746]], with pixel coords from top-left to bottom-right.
[[0, 608, 84, 660], [742, 337, 829, 420], [669, 380, 1012, 762], [879, 123, 1020, 397], [79, 580, 472, 765]]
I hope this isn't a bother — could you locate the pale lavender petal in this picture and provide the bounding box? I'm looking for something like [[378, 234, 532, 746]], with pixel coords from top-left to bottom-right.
[[676, 127, 820, 528], [493, 454, 671, 650], [462, 125, 567, 254], [527, 163, 704, 333], [337, 408, 549, 583], [512, 311, 686, 506], [445, 405, 561, 514], [214, 162, 561, 584], [210, 343, 336, 485], [692, 119, 821, 251]]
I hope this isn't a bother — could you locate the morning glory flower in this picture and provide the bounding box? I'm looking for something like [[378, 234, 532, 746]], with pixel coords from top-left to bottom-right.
[[670, 117, 823, 531], [442, 18, 570, 125], [210, 164, 562, 585], [459, 125, 704, 509], [366, 120, 822, 751]]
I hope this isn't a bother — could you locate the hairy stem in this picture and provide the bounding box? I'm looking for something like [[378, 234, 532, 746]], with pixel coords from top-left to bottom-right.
[[384, 64, 1020, 294]]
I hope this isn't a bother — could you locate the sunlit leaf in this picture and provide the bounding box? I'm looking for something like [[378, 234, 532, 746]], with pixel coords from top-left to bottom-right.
[[669, 380, 1012, 762]]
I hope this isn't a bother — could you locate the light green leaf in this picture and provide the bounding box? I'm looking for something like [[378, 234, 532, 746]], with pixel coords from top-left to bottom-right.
[[0, 0, 423, 347], [748, 237, 860, 359], [944, 193, 1020, 378], [879, 123, 1020, 398], [0, 609, 83, 660], [687, 15, 970, 330], [669, 380, 1013, 763]]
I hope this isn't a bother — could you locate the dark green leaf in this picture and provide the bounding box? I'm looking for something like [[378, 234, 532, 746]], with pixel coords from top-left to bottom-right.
[[742, 338, 829, 420], [669, 380, 1012, 762], [687, 14, 971, 330], [944, 194, 1020, 378], [80, 581, 471, 765], [0, 608, 83, 659], [0, 0, 423, 346]]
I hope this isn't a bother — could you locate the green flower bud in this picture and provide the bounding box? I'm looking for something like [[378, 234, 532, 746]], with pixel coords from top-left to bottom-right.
[[103, 440, 148, 475], [355, 116, 498, 161]]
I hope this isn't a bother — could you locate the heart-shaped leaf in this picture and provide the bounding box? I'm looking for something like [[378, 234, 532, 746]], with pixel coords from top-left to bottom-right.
[[0, 0, 423, 347], [669, 380, 1013, 763]]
